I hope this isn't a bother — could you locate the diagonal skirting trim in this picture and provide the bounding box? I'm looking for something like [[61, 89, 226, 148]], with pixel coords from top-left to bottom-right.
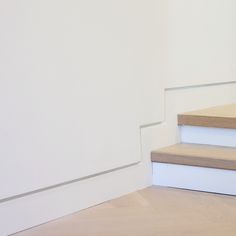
[[165, 80, 236, 91], [0, 162, 140, 204]]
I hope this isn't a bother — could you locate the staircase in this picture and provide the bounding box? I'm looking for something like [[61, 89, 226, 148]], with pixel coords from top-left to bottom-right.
[[152, 104, 236, 195]]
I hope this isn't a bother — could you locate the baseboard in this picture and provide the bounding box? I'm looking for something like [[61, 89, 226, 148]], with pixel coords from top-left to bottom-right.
[[0, 161, 151, 236]]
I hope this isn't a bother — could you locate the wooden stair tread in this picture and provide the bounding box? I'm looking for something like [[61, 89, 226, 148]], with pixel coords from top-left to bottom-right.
[[151, 143, 236, 170], [178, 103, 236, 128]]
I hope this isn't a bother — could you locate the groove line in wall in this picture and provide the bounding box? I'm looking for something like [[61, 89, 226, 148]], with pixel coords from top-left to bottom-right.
[[0, 161, 140, 204]]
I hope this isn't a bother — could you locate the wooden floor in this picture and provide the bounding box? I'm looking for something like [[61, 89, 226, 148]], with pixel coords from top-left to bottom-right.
[[13, 186, 236, 236]]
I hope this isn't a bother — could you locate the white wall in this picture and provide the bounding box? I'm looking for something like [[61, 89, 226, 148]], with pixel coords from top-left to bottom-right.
[[1, 1, 236, 235], [0, 0, 163, 200], [162, 0, 234, 88]]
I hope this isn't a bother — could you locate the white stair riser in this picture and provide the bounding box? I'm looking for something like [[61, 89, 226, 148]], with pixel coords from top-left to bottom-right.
[[153, 163, 236, 195], [180, 126, 236, 147]]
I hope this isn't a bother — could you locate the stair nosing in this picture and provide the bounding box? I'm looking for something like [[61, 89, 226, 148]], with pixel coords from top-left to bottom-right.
[[178, 104, 236, 129], [151, 143, 236, 171]]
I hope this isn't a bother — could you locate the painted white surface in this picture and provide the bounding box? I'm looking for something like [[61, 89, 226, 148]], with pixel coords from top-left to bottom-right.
[[0, 0, 163, 199], [163, 0, 235, 88], [181, 126, 236, 147], [153, 163, 236, 195]]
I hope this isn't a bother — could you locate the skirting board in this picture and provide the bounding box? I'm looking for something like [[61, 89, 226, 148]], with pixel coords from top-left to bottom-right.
[[0, 162, 151, 236], [181, 126, 236, 147], [153, 163, 236, 195]]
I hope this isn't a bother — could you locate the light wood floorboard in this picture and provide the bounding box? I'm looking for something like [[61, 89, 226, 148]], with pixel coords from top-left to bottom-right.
[[13, 186, 236, 236]]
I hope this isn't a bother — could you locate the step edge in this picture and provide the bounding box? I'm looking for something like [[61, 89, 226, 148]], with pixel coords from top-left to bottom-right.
[[151, 152, 236, 171], [178, 114, 236, 129]]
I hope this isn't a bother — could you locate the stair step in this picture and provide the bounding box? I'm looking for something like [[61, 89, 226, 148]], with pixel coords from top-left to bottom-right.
[[151, 143, 236, 171], [178, 103, 236, 129]]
